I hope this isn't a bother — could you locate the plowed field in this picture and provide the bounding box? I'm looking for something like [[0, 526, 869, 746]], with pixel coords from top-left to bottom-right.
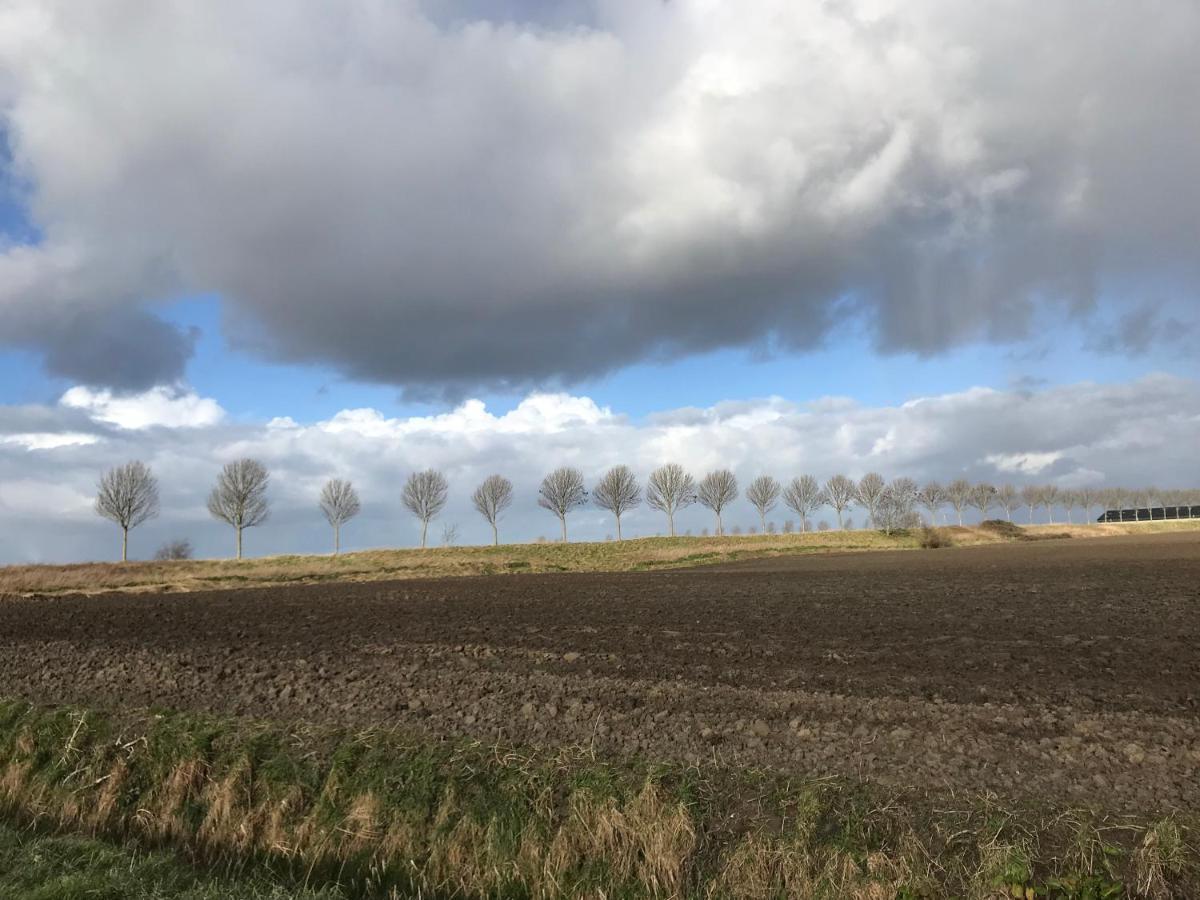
[[4, 531, 1198, 814]]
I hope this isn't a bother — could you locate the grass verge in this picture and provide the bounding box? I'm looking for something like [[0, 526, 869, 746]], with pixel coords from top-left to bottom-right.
[[0, 699, 1195, 898], [4, 519, 1198, 598], [0, 820, 343, 899]]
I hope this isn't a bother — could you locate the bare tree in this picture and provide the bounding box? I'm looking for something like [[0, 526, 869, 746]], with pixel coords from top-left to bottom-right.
[[207, 458, 270, 560], [1061, 489, 1078, 524], [968, 483, 996, 523], [403, 469, 449, 549], [319, 478, 361, 555], [646, 463, 697, 537], [823, 475, 856, 529], [945, 478, 972, 526], [697, 469, 738, 536], [95, 460, 160, 562], [592, 465, 640, 541], [538, 467, 587, 542], [875, 478, 920, 534], [1020, 484, 1040, 523], [472, 474, 513, 546], [919, 481, 945, 526], [995, 484, 1018, 521], [441, 522, 460, 546], [855, 473, 887, 528], [1077, 486, 1099, 523], [745, 475, 781, 532], [1036, 484, 1060, 524], [782, 475, 824, 532], [1104, 487, 1123, 520], [154, 539, 192, 561]]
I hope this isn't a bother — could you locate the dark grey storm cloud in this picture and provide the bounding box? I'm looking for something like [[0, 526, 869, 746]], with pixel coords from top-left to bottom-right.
[[0, 1, 1198, 392]]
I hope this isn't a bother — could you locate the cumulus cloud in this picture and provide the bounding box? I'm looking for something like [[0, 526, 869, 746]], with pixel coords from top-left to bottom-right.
[[0, 1, 1197, 393], [60, 385, 225, 429], [0, 374, 1196, 563]]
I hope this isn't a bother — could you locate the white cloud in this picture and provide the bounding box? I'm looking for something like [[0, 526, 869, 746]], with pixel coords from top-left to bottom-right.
[[60, 386, 225, 430], [983, 451, 1063, 475], [0, 432, 98, 450], [0, 374, 1196, 563]]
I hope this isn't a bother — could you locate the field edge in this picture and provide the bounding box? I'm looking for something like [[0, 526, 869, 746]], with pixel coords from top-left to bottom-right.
[[0, 698, 1195, 899]]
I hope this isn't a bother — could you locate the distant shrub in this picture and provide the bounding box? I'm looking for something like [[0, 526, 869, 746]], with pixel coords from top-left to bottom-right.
[[783, 519, 795, 534], [766, 521, 777, 534], [920, 527, 953, 549], [731, 525, 743, 536], [817, 521, 831, 532], [748, 526, 758, 535], [154, 539, 193, 561], [979, 519, 1027, 540], [701, 527, 710, 537]]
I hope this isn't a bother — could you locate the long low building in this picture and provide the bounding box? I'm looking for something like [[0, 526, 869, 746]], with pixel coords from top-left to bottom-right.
[[1098, 506, 1200, 522]]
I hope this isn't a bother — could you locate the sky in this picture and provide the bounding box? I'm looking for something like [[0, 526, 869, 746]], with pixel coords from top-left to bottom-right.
[[0, 0, 1197, 563]]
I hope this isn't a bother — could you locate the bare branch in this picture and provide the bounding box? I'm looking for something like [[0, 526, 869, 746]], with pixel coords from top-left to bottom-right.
[[402, 469, 449, 549], [207, 458, 269, 559], [968, 482, 997, 521], [320, 478, 361, 554], [472, 474, 514, 545], [645, 463, 696, 537], [823, 475, 856, 529], [745, 475, 781, 532], [697, 469, 738, 536], [538, 467, 588, 542], [592, 465, 640, 541], [95, 460, 159, 561], [855, 472, 886, 528], [944, 478, 972, 526], [782, 474, 824, 531]]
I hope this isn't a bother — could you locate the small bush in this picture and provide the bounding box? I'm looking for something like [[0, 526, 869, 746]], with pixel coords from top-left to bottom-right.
[[154, 539, 193, 561], [979, 519, 1026, 539], [920, 527, 953, 549]]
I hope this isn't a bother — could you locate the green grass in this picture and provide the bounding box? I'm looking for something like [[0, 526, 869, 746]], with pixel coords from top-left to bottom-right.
[[0, 821, 348, 899], [0, 699, 1195, 898]]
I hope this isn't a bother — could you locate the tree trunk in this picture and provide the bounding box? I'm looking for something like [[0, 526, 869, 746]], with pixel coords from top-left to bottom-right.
[[957, 509, 963, 526], [334, 524, 340, 555], [668, 512, 675, 537], [715, 512, 722, 536], [615, 516, 622, 541], [759, 512, 766, 533], [121, 527, 128, 563], [421, 519, 428, 549], [560, 516, 567, 543], [492, 522, 498, 546], [836, 509, 844, 530], [236, 526, 243, 560]]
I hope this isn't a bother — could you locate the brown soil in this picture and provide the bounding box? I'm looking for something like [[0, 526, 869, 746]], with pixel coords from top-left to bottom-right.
[[3, 532, 1198, 815]]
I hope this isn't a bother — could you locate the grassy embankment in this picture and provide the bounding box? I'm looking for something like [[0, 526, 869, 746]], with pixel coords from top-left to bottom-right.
[[0, 700, 1195, 899], [3, 518, 1197, 597]]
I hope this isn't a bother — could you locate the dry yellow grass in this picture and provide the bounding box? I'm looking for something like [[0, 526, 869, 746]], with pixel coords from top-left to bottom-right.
[[2, 518, 1197, 598], [2, 700, 1193, 898]]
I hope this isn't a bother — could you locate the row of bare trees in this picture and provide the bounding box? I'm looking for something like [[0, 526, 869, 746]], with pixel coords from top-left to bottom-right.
[[93, 458, 1200, 560]]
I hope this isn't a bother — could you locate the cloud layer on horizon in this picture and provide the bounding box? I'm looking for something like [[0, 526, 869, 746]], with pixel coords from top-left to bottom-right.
[[1, 373, 1196, 564], [1, 1, 1198, 393]]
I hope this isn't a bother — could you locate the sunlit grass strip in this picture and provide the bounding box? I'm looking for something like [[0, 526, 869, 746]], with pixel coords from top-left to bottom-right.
[[5, 519, 1198, 598], [0, 700, 1195, 898]]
